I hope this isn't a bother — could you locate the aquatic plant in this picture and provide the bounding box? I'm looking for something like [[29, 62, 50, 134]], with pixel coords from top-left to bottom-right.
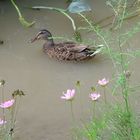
[[61, 1, 140, 140], [0, 80, 25, 140], [10, 0, 35, 27], [89, 92, 101, 119], [98, 78, 109, 104], [31, 0, 91, 41], [31, 6, 82, 42], [61, 89, 76, 123]]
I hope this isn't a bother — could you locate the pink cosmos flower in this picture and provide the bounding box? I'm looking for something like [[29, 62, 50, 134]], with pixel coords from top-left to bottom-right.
[[0, 99, 15, 109], [61, 89, 75, 101], [89, 93, 101, 101], [98, 78, 109, 86], [0, 118, 7, 125]]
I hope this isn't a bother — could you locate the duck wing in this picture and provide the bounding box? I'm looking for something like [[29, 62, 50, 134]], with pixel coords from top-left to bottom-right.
[[66, 44, 89, 52], [56, 43, 88, 52], [55, 42, 88, 52]]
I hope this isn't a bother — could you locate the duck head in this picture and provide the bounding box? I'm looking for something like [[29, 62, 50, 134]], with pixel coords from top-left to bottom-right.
[[31, 29, 53, 43]]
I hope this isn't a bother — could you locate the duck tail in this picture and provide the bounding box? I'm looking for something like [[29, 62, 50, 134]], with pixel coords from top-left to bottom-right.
[[89, 45, 104, 57]]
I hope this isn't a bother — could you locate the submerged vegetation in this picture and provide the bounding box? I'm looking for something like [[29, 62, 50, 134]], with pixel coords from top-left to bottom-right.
[[1, 0, 140, 139]]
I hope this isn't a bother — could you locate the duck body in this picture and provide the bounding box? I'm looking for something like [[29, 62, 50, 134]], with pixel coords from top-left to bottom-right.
[[31, 29, 99, 61], [43, 41, 97, 61]]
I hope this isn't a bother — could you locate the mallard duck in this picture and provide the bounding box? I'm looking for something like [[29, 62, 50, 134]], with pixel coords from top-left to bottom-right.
[[31, 29, 101, 61]]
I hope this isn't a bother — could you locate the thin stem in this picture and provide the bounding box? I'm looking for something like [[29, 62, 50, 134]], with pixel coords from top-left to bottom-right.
[[118, 28, 130, 114], [116, 2, 136, 138], [11, 0, 35, 27], [119, 0, 127, 28], [7, 107, 14, 140], [31, 6, 82, 41], [13, 97, 21, 126], [116, 0, 130, 114], [76, 84, 84, 115], [32, 6, 77, 31], [100, 12, 140, 29], [11, 0, 22, 17], [92, 101, 96, 118], [103, 87, 107, 104], [94, 15, 114, 26], [70, 101, 75, 123], [81, 120, 93, 140], [78, 13, 117, 71], [1, 85, 6, 123], [9, 97, 19, 137]]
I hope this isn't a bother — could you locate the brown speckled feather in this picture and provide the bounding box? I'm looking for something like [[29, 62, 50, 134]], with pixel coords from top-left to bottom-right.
[[43, 42, 95, 61]]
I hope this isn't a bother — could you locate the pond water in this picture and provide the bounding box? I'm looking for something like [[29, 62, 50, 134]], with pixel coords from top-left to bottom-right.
[[0, 0, 140, 140]]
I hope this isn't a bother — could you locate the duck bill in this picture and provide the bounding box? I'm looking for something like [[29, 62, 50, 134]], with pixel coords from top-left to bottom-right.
[[30, 36, 38, 43]]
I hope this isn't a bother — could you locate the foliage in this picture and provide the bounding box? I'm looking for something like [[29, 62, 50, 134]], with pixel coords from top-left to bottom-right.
[[60, 1, 140, 140], [107, 106, 140, 140]]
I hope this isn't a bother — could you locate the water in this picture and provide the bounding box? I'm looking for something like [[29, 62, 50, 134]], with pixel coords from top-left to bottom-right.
[[0, 0, 140, 140]]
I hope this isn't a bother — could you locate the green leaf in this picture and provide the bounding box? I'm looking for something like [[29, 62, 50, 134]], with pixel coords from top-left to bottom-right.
[[19, 17, 35, 27]]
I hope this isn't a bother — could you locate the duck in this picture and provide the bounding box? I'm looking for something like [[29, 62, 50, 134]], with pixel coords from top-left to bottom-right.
[[31, 29, 102, 61]]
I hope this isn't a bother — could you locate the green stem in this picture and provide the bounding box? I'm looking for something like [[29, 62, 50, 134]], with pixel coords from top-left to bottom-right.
[[11, 0, 35, 27], [94, 2, 140, 28], [70, 101, 75, 123], [81, 120, 93, 140], [8, 107, 14, 139], [78, 13, 117, 71], [117, 0, 130, 114], [32, 6, 77, 31], [103, 87, 107, 104], [118, 28, 130, 114], [93, 101, 96, 118], [1, 85, 6, 129], [119, 0, 127, 28], [11, 0, 22, 17], [117, 2, 135, 137], [13, 97, 21, 127], [76, 85, 84, 115], [2, 85, 6, 121], [31, 6, 82, 41]]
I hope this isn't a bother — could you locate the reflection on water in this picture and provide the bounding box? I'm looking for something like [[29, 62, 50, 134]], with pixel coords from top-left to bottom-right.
[[0, 0, 140, 140]]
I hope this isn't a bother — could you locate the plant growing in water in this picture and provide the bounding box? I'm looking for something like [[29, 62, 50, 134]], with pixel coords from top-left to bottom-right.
[[61, 0, 140, 140], [0, 80, 25, 140], [61, 89, 76, 122], [10, 0, 35, 27], [30, 0, 91, 41]]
